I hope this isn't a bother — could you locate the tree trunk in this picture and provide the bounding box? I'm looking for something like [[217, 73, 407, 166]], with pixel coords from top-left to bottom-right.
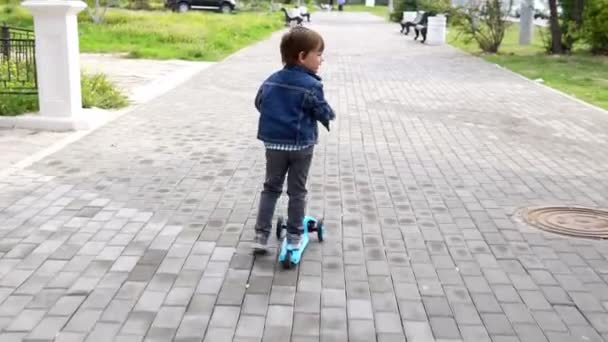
[[548, 0, 563, 53]]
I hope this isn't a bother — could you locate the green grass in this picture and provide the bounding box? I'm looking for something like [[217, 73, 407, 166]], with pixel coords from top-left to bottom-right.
[[448, 24, 608, 111], [0, 94, 38, 117], [0, 5, 284, 61], [345, 4, 389, 19], [1, 73, 128, 116]]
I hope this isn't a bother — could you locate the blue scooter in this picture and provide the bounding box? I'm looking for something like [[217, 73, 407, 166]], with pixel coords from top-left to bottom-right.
[[276, 215, 325, 269]]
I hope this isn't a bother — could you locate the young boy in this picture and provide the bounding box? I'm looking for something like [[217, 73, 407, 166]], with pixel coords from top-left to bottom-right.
[[253, 27, 336, 254]]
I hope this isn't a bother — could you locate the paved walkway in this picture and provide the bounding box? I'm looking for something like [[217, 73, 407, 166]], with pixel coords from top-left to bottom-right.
[[0, 54, 211, 172], [1, 12, 608, 342]]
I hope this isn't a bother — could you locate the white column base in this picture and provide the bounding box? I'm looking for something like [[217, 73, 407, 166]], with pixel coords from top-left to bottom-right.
[[0, 109, 110, 131]]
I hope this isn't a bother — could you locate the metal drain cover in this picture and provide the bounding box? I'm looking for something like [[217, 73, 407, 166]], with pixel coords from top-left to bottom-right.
[[524, 207, 608, 240]]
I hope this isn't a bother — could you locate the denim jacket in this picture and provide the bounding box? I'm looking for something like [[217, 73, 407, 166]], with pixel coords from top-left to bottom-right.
[[255, 65, 336, 146]]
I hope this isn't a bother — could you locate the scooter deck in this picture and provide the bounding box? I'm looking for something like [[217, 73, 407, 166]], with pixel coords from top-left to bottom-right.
[[278, 231, 310, 265]]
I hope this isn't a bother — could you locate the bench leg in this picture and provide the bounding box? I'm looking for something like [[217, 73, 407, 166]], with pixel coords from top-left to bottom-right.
[[405, 23, 413, 35]]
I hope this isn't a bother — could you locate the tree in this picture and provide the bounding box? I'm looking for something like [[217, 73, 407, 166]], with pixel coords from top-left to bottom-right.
[[458, 0, 512, 53], [85, 0, 116, 24], [547, 0, 563, 53]]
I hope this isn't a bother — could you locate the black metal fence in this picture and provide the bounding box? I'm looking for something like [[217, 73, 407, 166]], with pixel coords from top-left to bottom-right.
[[0, 24, 37, 95]]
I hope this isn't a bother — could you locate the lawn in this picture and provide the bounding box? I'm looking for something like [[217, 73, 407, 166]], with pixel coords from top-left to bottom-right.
[[345, 4, 390, 19], [448, 24, 608, 111], [0, 5, 284, 61]]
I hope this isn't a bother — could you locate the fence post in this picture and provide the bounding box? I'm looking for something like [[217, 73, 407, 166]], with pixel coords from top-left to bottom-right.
[[1, 24, 9, 60]]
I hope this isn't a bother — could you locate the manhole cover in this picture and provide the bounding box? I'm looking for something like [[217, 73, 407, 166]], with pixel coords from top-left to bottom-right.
[[524, 207, 608, 240]]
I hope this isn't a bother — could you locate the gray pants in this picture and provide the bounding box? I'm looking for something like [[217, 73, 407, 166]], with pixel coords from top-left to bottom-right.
[[255, 146, 314, 241]]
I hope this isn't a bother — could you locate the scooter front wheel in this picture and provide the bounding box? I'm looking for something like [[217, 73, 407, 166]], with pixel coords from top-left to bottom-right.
[[282, 250, 294, 269]]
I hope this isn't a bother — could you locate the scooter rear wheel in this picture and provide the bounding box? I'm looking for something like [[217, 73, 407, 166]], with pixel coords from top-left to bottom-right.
[[317, 219, 324, 242], [276, 216, 284, 240]]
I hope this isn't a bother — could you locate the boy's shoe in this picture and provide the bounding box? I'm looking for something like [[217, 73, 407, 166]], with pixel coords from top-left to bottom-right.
[[286, 233, 301, 250], [253, 232, 269, 255]]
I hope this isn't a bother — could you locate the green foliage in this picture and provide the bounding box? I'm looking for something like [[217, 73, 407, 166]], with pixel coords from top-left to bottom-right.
[[390, 0, 416, 22], [81, 73, 129, 109], [1, 72, 127, 116], [0, 94, 37, 116], [417, 0, 451, 13], [582, 0, 608, 54]]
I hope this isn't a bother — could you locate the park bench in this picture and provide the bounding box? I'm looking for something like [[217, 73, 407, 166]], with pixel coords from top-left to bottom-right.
[[297, 6, 311, 22], [281, 7, 304, 26], [400, 11, 424, 35], [404, 11, 436, 43]]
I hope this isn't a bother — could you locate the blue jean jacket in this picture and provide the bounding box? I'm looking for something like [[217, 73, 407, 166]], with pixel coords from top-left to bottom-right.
[[255, 65, 336, 146]]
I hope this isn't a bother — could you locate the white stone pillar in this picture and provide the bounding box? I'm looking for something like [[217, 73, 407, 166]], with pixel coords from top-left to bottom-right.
[[426, 15, 447, 45], [519, 0, 534, 45], [21, 0, 88, 130]]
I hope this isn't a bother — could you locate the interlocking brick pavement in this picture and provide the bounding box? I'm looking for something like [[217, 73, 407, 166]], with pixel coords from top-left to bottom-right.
[[1, 11, 608, 342]]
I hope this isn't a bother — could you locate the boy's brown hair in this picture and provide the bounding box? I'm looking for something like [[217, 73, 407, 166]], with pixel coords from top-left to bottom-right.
[[280, 27, 325, 66]]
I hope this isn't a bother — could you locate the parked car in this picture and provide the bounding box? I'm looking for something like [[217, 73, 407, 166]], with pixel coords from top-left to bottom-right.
[[514, 7, 549, 19], [165, 0, 236, 13]]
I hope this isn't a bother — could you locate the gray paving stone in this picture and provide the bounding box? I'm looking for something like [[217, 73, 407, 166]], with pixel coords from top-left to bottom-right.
[[404, 321, 434, 342], [295, 291, 321, 314], [398, 300, 427, 321], [322, 288, 346, 308], [235, 315, 265, 338], [348, 320, 375, 342], [145, 327, 177, 342], [460, 325, 491, 342], [164, 287, 195, 306], [175, 314, 209, 339], [54, 332, 87, 342], [374, 312, 404, 334], [513, 323, 549, 342], [430, 316, 461, 339], [120, 311, 156, 335], [293, 313, 320, 337], [481, 313, 515, 335], [532, 310, 568, 332], [86, 322, 122, 342], [265, 305, 293, 328], [501, 303, 535, 325], [134, 290, 166, 312], [347, 299, 373, 320], [554, 305, 588, 326], [49, 295, 86, 316], [152, 306, 186, 329], [0, 295, 33, 316], [6, 309, 46, 331], [423, 296, 453, 317], [471, 293, 502, 313], [452, 303, 483, 325], [209, 305, 240, 329]]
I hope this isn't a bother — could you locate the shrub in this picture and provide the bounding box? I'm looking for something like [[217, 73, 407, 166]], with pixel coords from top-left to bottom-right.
[[583, 0, 608, 54], [1, 72, 128, 116]]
